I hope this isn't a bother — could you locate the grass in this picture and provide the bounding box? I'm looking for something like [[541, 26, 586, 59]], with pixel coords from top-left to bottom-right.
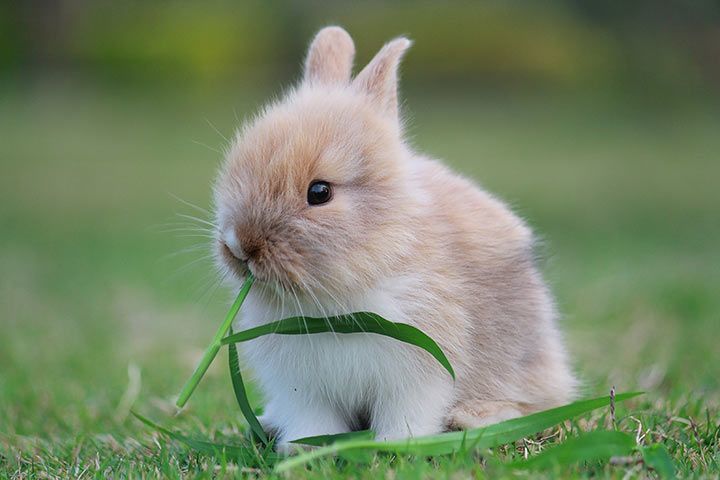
[[176, 273, 255, 410], [154, 282, 645, 473], [1, 80, 719, 477]]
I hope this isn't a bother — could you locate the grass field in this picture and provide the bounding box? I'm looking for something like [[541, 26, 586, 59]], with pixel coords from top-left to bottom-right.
[[1, 81, 719, 477]]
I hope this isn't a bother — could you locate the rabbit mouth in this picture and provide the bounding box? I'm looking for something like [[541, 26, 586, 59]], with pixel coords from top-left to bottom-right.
[[218, 239, 304, 294]]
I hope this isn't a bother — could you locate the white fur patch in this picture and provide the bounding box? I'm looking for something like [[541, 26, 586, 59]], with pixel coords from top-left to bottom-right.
[[235, 278, 454, 445]]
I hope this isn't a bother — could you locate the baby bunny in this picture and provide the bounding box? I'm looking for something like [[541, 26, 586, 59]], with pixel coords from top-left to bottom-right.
[[213, 26, 576, 449]]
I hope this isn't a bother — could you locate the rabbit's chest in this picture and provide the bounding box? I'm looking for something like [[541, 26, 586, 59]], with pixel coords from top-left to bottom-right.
[[253, 333, 407, 388], [236, 285, 421, 402]]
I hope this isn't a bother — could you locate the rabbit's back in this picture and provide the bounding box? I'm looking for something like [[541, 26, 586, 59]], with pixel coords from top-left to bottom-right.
[[409, 156, 577, 419]]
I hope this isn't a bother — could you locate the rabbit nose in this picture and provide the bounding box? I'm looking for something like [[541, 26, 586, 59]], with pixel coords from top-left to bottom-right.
[[223, 229, 248, 261], [224, 226, 266, 261]]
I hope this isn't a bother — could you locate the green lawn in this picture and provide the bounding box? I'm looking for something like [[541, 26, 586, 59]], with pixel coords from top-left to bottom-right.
[[1, 81, 718, 477]]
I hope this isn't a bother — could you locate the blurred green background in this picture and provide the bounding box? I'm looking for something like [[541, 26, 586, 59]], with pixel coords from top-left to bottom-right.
[[1, 0, 719, 474]]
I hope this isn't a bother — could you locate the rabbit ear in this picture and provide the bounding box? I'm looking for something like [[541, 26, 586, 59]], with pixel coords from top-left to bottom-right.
[[304, 26, 355, 85], [353, 37, 412, 118]]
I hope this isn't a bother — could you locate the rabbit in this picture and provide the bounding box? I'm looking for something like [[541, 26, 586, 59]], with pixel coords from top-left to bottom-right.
[[212, 26, 577, 450]]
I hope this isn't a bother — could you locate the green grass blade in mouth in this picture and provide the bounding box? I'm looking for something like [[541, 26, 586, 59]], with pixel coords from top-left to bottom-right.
[[221, 312, 455, 380], [175, 273, 254, 408], [228, 328, 269, 445]]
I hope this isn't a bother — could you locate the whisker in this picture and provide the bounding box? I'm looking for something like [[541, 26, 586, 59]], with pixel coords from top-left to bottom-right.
[[197, 269, 230, 307], [147, 221, 215, 235], [169, 254, 215, 279], [278, 283, 286, 330], [191, 139, 223, 155], [264, 280, 279, 325], [188, 271, 221, 307], [272, 287, 285, 335], [176, 213, 218, 229], [318, 283, 365, 332], [159, 244, 211, 262], [311, 279, 365, 333], [167, 192, 213, 216], [248, 277, 268, 330], [311, 278, 349, 312], [303, 281, 340, 343], [159, 226, 216, 235], [205, 118, 230, 144], [173, 233, 216, 240], [290, 286, 313, 348]]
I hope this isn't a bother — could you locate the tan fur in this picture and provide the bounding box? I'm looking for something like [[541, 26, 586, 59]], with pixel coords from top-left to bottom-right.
[[304, 26, 355, 85], [353, 37, 411, 118], [213, 27, 576, 437]]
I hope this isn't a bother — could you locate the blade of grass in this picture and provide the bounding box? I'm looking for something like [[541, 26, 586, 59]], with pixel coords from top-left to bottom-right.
[[275, 392, 643, 472], [131, 410, 279, 466], [228, 327, 269, 445], [509, 430, 635, 469], [641, 444, 677, 478], [291, 430, 376, 447], [176, 273, 254, 408], [222, 312, 454, 380]]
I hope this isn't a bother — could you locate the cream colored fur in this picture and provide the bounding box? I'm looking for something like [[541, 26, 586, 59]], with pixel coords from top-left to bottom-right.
[[213, 26, 576, 450]]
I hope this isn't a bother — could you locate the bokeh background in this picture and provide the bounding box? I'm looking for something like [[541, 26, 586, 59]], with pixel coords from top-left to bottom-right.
[[2, 0, 719, 471]]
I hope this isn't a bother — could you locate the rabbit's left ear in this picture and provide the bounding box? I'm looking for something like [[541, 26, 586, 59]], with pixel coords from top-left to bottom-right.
[[353, 37, 412, 119], [304, 26, 355, 85]]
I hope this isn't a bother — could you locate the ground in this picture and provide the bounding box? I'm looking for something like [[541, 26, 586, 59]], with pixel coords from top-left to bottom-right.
[[1, 81, 718, 477]]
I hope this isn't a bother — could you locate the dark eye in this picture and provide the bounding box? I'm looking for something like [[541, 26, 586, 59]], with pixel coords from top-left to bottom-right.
[[307, 181, 332, 205]]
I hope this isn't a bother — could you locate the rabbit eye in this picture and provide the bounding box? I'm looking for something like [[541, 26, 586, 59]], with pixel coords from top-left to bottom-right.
[[307, 181, 332, 205]]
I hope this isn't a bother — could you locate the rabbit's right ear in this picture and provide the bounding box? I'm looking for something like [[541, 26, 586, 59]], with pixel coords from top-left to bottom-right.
[[304, 26, 355, 85]]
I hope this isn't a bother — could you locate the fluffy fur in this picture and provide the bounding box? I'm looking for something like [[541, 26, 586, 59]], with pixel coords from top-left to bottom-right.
[[213, 26, 576, 449]]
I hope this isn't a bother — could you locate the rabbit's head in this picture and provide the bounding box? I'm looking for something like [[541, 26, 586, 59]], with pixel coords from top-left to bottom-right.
[[214, 27, 417, 298]]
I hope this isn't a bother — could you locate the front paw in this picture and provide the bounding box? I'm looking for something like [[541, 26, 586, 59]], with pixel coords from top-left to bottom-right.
[[256, 402, 351, 452]]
